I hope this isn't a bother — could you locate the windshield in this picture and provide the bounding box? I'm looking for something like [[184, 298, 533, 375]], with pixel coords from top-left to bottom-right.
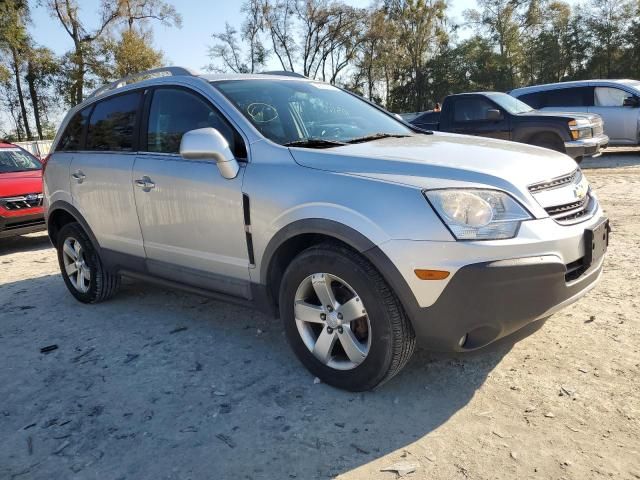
[[487, 93, 535, 114], [213, 79, 412, 146], [0, 148, 41, 173], [623, 80, 640, 93]]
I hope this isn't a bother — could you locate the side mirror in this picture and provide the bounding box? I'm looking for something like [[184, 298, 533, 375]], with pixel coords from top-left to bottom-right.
[[623, 96, 640, 108], [180, 128, 239, 179], [486, 109, 503, 121]]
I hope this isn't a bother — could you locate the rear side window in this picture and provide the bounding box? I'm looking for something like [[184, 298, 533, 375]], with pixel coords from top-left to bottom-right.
[[86, 92, 142, 151], [146, 88, 246, 158], [452, 97, 496, 122], [518, 92, 543, 109], [57, 108, 91, 151], [594, 87, 630, 107], [543, 87, 593, 108]]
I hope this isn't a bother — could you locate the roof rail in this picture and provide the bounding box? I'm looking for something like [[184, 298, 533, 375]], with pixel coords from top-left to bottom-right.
[[88, 66, 199, 99], [260, 70, 307, 79]]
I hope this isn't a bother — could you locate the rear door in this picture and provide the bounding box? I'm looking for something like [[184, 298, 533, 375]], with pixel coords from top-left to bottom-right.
[[69, 91, 145, 258], [132, 86, 251, 298], [537, 86, 593, 114], [589, 86, 640, 144], [449, 96, 511, 140]]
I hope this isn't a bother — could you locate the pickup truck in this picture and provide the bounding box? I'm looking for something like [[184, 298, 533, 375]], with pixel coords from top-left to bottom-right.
[[403, 92, 609, 162]]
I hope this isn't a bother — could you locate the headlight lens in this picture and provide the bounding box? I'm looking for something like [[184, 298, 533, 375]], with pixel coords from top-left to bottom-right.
[[569, 119, 593, 140], [425, 189, 532, 240]]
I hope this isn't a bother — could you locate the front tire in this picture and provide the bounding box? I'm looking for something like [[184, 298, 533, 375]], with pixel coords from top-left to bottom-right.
[[279, 243, 415, 391], [56, 222, 120, 303], [530, 133, 564, 153]]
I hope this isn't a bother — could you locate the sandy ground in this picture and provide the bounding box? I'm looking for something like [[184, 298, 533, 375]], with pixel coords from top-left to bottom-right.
[[1, 148, 639, 480]]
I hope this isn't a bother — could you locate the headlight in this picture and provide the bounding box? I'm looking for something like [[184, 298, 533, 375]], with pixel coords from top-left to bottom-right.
[[569, 119, 593, 140], [424, 189, 532, 240]]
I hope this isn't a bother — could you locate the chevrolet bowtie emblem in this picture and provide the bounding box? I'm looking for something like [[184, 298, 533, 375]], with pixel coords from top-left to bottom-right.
[[573, 180, 588, 200]]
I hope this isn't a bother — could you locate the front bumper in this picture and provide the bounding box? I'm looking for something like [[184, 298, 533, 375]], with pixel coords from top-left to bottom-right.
[[408, 253, 603, 352], [0, 211, 46, 238], [375, 212, 608, 352], [564, 134, 609, 158]]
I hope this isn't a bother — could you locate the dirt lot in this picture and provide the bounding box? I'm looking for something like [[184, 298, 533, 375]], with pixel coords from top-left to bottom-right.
[[1, 149, 639, 480]]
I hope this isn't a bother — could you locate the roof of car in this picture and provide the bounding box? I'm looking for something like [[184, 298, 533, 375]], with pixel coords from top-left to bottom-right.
[[0, 142, 17, 148], [511, 79, 640, 94], [202, 72, 310, 82]]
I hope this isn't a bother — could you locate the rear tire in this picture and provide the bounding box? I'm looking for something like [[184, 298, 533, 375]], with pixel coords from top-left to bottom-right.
[[56, 222, 120, 303], [279, 242, 415, 391]]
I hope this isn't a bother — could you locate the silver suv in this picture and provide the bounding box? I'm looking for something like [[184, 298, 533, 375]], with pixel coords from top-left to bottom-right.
[[510, 79, 640, 146], [44, 67, 609, 391]]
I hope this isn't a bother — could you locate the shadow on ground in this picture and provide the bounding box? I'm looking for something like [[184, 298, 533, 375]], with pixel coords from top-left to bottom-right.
[[582, 147, 640, 170], [0, 232, 51, 256], [0, 273, 542, 480]]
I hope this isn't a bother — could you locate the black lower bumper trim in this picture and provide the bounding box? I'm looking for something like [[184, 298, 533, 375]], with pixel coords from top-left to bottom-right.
[[0, 213, 46, 238], [409, 254, 603, 352]]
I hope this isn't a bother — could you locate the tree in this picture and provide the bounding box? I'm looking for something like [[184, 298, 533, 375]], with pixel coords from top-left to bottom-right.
[[208, 23, 252, 73], [25, 46, 59, 139], [109, 29, 163, 78], [385, 0, 448, 111], [48, 0, 121, 105], [117, 0, 182, 32], [584, 0, 633, 78], [0, 0, 33, 139]]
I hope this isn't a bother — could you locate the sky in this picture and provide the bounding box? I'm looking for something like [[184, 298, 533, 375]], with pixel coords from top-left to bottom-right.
[[7, 0, 580, 133], [27, 0, 580, 74]]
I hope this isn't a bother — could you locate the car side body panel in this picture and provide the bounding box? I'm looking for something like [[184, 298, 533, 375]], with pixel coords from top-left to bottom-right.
[[510, 80, 640, 145]]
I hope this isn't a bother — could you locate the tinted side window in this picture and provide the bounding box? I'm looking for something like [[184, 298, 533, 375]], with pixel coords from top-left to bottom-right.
[[57, 108, 91, 151], [86, 92, 142, 151], [146, 88, 246, 158], [453, 97, 496, 122], [518, 92, 543, 109], [594, 87, 630, 107], [544, 87, 593, 107]]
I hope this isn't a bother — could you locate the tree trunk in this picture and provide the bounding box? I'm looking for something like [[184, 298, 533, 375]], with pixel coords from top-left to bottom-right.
[[26, 59, 43, 140], [74, 40, 85, 105], [11, 47, 33, 140]]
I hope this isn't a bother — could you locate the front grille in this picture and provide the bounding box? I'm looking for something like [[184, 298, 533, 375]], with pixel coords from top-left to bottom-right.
[[528, 169, 596, 225], [545, 193, 594, 225], [0, 193, 43, 210], [528, 170, 579, 193]]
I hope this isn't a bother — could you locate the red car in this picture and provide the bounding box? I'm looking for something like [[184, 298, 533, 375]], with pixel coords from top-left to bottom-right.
[[0, 142, 45, 238]]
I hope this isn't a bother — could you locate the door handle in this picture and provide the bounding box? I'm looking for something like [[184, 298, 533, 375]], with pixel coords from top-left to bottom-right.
[[71, 170, 86, 183], [134, 176, 155, 191]]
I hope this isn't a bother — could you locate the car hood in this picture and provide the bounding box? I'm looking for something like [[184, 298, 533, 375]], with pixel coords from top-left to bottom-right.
[[288, 132, 578, 195], [0, 170, 43, 197], [522, 110, 601, 123]]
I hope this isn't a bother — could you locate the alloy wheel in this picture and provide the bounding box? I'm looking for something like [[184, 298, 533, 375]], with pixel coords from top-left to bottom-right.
[[293, 273, 371, 370], [62, 237, 91, 293]]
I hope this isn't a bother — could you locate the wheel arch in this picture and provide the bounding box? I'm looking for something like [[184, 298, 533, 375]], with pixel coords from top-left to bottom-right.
[[47, 201, 101, 252], [260, 219, 418, 318], [512, 124, 567, 144]]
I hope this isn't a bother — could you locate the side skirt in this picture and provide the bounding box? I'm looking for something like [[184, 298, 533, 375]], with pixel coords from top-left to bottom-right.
[[101, 249, 276, 316]]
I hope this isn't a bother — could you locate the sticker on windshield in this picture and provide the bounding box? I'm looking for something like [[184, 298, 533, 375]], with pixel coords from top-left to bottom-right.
[[310, 83, 339, 91]]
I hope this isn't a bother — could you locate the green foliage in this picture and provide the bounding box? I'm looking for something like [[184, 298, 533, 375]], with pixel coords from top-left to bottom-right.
[[109, 30, 164, 78]]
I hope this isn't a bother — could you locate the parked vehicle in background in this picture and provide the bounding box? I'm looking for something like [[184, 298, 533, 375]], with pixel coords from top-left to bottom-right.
[[0, 142, 45, 238], [45, 68, 608, 391], [403, 92, 608, 163], [510, 80, 640, 146], [13, 140, 54, 161]]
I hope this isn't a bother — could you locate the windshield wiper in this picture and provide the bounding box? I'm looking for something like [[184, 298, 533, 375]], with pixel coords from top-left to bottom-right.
[[345, 133, 411, 144], [283, 138, 346, 148]]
